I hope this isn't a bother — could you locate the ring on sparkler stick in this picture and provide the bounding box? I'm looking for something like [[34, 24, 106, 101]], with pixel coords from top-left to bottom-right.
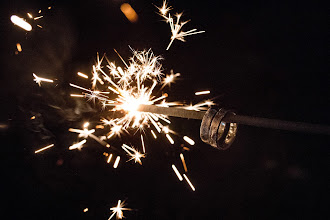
[[201, 108, 238, 150]]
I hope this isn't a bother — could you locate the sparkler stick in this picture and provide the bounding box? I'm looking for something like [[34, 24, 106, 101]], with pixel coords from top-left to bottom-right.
[[136, 104, 330, 135]]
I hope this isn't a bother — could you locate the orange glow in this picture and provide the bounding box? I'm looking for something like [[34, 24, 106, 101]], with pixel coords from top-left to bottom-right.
[[120, 3, 138, 23]]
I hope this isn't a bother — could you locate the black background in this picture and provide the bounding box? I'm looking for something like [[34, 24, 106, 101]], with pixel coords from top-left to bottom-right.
[[1, 0, 329, 219]]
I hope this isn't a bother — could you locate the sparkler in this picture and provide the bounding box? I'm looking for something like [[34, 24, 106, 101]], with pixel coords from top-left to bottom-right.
[[156, 1, 205, 50]]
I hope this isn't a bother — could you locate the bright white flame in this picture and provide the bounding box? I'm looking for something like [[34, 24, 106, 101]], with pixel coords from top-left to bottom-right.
[[11, 15, 32, 31]]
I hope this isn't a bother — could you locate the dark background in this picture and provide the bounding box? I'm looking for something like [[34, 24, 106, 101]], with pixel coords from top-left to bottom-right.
[[1, 0, 329, 219]]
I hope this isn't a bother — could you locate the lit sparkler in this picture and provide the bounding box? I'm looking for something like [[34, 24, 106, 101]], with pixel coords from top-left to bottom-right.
[[156, 1, 205, 50], [69, 48, 212, 152]]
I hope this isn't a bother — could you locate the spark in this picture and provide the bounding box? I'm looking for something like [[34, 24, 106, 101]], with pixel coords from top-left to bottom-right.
[[69, 139, 87, 150], [16, 43, 22, 52], [34, 15, 43, 20], [10, 15, 32, 31], [107, 154, 113, 163], [195, 90, 210, 95], [33, 73, 54, 86], [180, 153, 188, 172], [183, 136, 195, 145], [150, 130, 157, 139], [69, 128, 95, 138], [37, 25, 43, 28], [35, 144, 54, 154], [141, 135, 146, 153], [122, 144, 145, 165], [77, 72, 89, 79], [27, 13, 33, 19], [166, 134, 174, 144], [183, 174, 195, 191], [156, 1, 205, 50], [109, 200, 131, 220], [113, 156, 121, 168], [83, 122, 90, 128], [156, 0, 172, 16], [172, 164, 183, 181], [161, 70, 180, 88], [83, 208, 88, 212], [70, 94, 85, 97]]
